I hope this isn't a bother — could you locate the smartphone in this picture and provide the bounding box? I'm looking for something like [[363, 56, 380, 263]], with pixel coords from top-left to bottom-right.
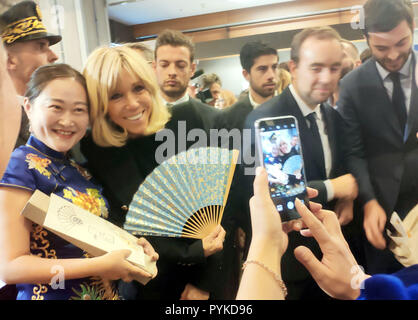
[[254, 116, 309, 222]]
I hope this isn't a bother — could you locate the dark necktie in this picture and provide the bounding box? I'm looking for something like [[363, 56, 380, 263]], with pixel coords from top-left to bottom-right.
[[306, 112, 326, 178], [389, 72, 408, 132]]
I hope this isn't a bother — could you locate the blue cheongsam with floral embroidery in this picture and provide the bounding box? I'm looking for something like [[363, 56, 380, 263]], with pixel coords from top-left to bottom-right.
[[0, 135, 119, 300]]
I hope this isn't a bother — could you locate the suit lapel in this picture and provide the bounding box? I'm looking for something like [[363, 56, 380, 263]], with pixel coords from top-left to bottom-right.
[[406, 52, 418, 141], [321, 104, 338, 176], [365, 60, 404, 140]]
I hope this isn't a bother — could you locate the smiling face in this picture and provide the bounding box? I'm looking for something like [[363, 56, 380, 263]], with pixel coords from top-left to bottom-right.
[[290, 36, 343, 109], [367, 20, 413, 73], [107, 68, 152, 138], [25, 78, 89, 153], [278, 140, 289, 155]]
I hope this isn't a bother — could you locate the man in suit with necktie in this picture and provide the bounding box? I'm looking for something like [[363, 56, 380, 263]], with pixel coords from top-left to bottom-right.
[[219, 41, 279, 132], [243, 26, 358, 299], [153, 29, 219, 132], [214, 42, 279, 298], [338, 0, 418, 275]]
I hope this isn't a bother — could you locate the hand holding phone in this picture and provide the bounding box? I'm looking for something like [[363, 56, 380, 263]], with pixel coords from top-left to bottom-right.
[[255, 116, 309, 222]]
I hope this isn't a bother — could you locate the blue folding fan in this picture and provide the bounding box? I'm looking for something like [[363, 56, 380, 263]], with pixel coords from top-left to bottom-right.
[[282, 155, 302, 175], [124, 147, 239, 239]]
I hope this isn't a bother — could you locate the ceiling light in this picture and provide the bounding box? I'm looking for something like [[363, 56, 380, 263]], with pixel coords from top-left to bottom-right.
[[109, 0, 143, 7]]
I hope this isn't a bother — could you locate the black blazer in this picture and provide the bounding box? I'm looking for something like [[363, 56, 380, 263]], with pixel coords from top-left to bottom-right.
[[80, 100, 223, 299], [242, 87, 346, 283], [209, 96, 255, 256], [338, 56, 418, 218], [217, 95, 253, 132], [15, 107, 30, 148]]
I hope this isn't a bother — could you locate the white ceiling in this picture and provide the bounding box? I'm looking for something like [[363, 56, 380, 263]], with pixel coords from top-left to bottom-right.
[[107, 0, 296, 25]]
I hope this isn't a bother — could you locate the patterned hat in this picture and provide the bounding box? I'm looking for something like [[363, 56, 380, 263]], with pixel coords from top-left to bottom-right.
[[0, 1, 61, 45]]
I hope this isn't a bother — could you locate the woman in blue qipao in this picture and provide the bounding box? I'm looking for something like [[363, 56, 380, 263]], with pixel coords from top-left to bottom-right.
[[0, 64, 158, 300]]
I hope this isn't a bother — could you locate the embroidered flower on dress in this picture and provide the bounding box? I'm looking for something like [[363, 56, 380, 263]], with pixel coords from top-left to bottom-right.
[[63, 187, 108, 219], [26, 153, 51, 178]]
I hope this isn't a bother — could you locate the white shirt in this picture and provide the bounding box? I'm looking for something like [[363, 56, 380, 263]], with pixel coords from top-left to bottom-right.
[[162, 93, 190, 108], [375, 53, 413, 115], [289, 84, 335, 201], [248, 91, 261, 109], [249, 90, 278, 109]]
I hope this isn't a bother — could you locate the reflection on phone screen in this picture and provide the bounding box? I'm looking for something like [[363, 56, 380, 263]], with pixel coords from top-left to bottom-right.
[[259, 121, 308, 221]]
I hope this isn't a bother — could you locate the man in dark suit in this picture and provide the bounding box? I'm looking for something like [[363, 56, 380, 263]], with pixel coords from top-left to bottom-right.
[[218, 41, 279, 232], [213, 42, 279, 298], [219, 41, 278, 133], [243, 26, 358, 299], [146, 29, 224, 300], [337, 0, 418, 275], [153, 29, 219, 131]]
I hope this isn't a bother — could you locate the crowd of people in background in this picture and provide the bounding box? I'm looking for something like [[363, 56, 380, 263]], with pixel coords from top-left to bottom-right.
[[0, 0, 416, 301]]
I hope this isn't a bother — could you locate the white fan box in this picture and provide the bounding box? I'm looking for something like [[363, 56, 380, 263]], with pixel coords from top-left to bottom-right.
[[21, 190, 157, 285]]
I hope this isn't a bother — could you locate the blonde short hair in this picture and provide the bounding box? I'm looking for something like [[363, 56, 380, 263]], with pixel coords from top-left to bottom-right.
[[276, 68, 292, 94], [83, 46, 170, 147]]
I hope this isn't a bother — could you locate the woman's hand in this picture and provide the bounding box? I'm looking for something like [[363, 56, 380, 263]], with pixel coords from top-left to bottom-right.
[[137, 237, 159, 262], [249, 167, 287, 254], [96, 249, 153, 282], [294, 199, 369, 300]]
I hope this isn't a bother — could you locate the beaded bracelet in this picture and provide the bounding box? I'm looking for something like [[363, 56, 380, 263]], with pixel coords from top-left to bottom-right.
[[242, 260, 288, 298]]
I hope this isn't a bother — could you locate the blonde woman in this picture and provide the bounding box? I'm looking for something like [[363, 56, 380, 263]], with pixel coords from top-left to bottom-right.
[[0, 64, 157, 300], [276, 68, 292, 95], [80, 46, 226, 300]]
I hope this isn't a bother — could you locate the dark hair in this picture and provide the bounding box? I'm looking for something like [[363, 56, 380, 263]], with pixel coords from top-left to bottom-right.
[[239, 42, 277, 73], [25, 63, 88, 104], [363, 0, 414, 37], [155, 29, 195, 62], [290, 27, 342, 64]]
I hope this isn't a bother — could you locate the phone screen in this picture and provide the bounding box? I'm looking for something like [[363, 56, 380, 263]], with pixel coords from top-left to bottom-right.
[[255, 116, 309, 222]]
